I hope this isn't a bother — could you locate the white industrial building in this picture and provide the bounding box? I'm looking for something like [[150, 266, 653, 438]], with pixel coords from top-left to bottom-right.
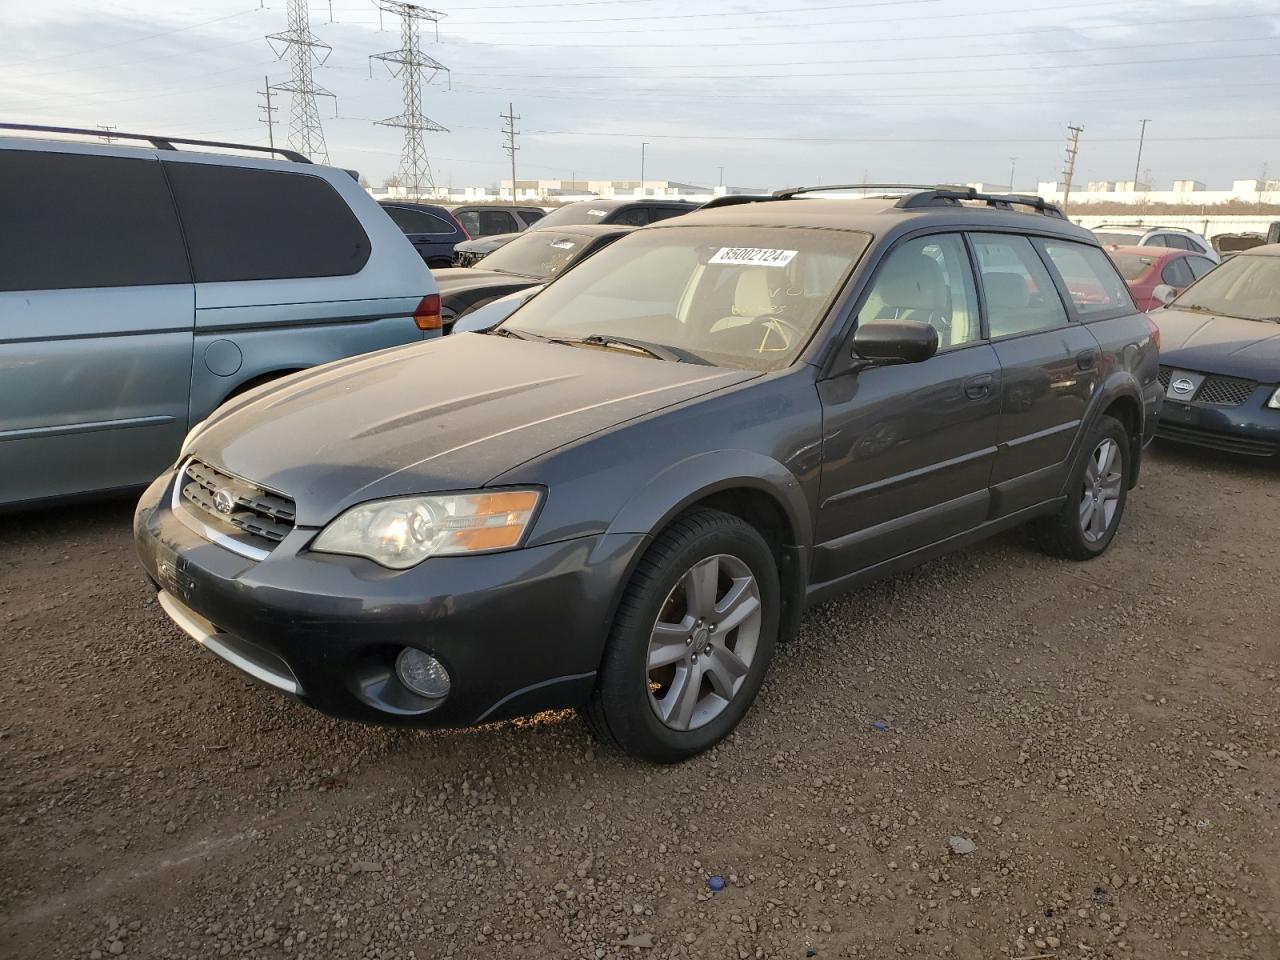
[[367, 179, 764, 204]]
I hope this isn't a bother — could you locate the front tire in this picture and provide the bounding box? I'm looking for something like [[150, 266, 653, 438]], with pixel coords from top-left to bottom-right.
[[1031, 414, 1130, 560], [581, 508, 780, 762]]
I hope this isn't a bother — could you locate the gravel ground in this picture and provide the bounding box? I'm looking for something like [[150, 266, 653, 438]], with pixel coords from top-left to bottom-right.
[[2, 443, 1279, 960]]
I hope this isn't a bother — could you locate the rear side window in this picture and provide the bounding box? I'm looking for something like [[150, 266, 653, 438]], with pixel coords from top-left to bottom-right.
[[0, 149, 190, 292], [519, 208, 545, 226], [647, 207, 687, 223], [1039, 240, 1134, 317], [1162, 258, 1194, 287], [385, 206, 455, 235], [165, 163, 370, 282], [970, 233, 1068, 337], [610, 207, 651, 227], [1187, 256, 1216, 280]]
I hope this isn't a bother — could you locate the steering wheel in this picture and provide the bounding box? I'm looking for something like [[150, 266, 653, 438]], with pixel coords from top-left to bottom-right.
[[750, 314, 806, 352]]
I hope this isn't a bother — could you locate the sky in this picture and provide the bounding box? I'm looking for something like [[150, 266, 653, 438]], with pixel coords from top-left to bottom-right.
[[2, 0, 1278, 192]]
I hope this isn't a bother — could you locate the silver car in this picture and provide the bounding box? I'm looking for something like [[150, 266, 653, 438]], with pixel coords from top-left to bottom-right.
[[0, 124, 439, 508]]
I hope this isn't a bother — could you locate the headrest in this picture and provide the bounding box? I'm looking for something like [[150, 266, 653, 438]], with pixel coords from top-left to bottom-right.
[[733, 270, 776, 317], [878, 253, 945, 311], [983, 271, 1031, 310]]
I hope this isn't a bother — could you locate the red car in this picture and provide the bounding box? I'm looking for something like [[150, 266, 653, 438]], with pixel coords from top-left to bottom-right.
[[1105, 245, 1217, 312]]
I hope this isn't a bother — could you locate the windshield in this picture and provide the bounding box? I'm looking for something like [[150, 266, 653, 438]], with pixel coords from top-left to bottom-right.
[[1093, 230, 1144, 248], [503, 226, 870, 370], [1171, 253, 1280, 321], [1111, 252, 1157, 281], [532, 201, 618, 229], [477, 230, 594, 280]]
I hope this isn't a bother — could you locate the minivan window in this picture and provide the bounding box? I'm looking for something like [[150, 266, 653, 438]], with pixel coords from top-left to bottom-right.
[[164, 163, 371, 283], [970, 233, 1069, 337], [505, 226, 869, 371], [0, 150, 190, 292], [1040, 240, 1134, 316]]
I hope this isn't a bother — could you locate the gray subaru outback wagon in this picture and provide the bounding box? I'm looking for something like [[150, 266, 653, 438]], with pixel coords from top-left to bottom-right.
[[0, 124, 439, 508], [134, 185, 1162, 762]]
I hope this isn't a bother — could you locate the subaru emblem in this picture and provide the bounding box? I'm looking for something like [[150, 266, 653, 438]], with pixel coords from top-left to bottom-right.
[[1171, 378, 1194, 395], [213, 488, 236, 514]]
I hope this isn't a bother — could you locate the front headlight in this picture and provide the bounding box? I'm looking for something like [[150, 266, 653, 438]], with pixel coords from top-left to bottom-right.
[[311, 489, 541, 569], [1268, 386, 1280, 410]]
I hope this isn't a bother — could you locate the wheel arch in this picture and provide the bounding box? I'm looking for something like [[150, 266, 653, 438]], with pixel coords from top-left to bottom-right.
[[601, 451, 812, 645], [1093, 376, 1145, 489]]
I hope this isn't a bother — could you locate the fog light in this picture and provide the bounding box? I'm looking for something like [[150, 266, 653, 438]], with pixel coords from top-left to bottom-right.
[[395, 648, 451, 700]]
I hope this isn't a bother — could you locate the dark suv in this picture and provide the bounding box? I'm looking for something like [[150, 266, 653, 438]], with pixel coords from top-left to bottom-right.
[[134, 185, 1161, 762], [378, 201, 469, 269]]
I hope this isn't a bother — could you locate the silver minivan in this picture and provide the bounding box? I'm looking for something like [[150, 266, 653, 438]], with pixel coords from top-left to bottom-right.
[[0, 124, 440, 508]]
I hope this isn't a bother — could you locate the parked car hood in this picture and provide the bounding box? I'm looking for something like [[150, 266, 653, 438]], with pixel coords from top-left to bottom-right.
[[192, 334, 755, 526], [455, 232, 520, 255], [1154, 306, 1280, 382], [434, 267, 537, 299]]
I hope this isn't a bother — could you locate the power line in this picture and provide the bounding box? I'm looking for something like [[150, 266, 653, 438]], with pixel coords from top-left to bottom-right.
[[267, 0, 335, 163], [461, 35, 1280, 78], [425, 0, 942, 26], [370, 2, 449, 198], [449, 6, 1273, 43], [518, 130, 1280, 145]]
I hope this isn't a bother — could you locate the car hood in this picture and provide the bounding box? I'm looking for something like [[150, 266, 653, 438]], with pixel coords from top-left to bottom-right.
[[455, 233, 520, 255], [434, 268, 537, 300], [191, 334, 755, 526], [1154, 307, 1280, 381]]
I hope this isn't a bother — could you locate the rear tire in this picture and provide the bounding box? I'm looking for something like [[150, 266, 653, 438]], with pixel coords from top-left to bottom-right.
[[1031, 414, 1130, 561], [580, 508, 780, 763]]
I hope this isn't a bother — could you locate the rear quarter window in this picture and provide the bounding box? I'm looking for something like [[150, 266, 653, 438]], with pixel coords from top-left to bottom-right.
[[1038, 240, 1135, 318], [164, 163, 370, 282], [0, 149, 190, 291]]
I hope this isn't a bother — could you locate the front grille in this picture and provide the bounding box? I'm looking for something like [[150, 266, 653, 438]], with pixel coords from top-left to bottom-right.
[[1157, 423, 1278, 458], [1195, 375, 1257, 407], [1159, 366, 1257, 407], [179, 459, 296, 550]]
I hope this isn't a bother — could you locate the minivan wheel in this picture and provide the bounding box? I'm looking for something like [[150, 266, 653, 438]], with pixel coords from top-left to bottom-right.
[[1031, 414, 1129, 561], [581, 508, 779, 762]]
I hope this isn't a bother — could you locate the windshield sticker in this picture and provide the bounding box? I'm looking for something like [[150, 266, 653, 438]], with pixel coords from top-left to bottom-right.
[[549, 239, 576, 250], [710, 247, 798, 268], [586, 209, 608, 217]]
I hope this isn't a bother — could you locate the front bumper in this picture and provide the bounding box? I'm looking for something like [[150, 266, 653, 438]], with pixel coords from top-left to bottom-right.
[[1157, 394, 1280, 458], [133, 469, 647, 727]]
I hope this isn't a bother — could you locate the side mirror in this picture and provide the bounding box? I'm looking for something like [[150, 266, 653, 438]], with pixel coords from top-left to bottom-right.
[[852, 319, 939, 366], [1151, 283, 1178, 306]]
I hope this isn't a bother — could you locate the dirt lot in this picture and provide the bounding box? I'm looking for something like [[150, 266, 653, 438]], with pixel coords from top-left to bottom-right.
[[2, 445, 1278, 960]]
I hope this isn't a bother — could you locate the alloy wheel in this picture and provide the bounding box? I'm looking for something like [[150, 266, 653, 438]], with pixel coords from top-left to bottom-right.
[[1079, 438, 1123, 543], [646, 553, 763, 731]]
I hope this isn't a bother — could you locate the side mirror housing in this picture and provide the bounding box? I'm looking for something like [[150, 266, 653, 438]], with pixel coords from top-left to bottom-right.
[[852, 319, 939, 366], [1151, 283, 1178, 306]]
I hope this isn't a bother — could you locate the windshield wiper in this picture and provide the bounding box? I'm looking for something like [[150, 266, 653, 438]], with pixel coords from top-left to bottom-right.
[[490, 326, 547, 341], [556, 334, 687, 362]]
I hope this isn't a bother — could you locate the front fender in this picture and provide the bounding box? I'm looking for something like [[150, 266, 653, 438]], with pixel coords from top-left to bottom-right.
[[605, 449, 812, 547]]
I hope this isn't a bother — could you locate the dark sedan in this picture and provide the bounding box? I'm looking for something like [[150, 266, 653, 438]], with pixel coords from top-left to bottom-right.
[[452, 197, 694, 266], [1152, 244, 1280, 458], [435, 223, 634, 331]]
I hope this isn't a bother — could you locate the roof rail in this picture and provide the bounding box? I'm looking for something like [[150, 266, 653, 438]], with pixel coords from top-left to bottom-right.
[[896, 186, 1067, 219], [773, 183, 941, 200], [0, 122, 312, 164], [698, 194, 776, 209], [1095, 222, 1198, 233]]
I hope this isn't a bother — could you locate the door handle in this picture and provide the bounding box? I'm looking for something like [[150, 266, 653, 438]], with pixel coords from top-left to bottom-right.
[[1076, 349, 1099, 371], [964, 374, 993, 400]]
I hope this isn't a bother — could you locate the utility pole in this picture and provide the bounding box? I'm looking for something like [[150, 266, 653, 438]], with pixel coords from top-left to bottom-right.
[[257, 75, 278, 151], [1062, 123, 1084, 209], [500, 102, 520, 201], [370, 2, 449, 199], [96, 125, 117, 143], [640, 142, 648, 194], [1133, 118, 1150, 191], [1007, 157, 1017, 193], [266, 0, 334, 163], [718, 165, 724, 188]]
